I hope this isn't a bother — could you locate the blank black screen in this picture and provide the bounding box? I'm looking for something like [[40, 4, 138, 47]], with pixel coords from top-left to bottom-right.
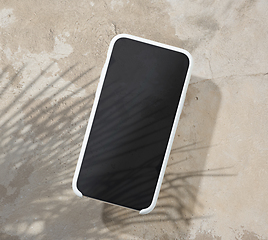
[[77, 37, 189, 211]]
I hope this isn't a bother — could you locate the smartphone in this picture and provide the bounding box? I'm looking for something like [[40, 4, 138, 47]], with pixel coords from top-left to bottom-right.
[[72, 34, 193, 214]]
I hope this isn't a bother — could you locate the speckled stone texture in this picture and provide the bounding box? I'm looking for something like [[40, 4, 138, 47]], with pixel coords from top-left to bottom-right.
[[0, 0, 268, 239]]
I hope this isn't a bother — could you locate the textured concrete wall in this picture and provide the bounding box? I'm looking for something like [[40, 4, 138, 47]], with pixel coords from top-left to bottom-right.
[[0, 0, 268, 239]]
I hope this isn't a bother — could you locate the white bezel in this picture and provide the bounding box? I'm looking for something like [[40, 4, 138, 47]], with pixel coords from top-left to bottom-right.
[[72, 34, 193, 214]]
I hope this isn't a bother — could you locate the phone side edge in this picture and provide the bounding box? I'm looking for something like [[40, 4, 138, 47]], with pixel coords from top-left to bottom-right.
[[72, 34, 121, 198], [139, 53, 194, 215]]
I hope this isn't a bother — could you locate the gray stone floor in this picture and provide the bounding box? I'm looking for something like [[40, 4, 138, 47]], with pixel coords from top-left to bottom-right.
[[0, 0, 268, 239]]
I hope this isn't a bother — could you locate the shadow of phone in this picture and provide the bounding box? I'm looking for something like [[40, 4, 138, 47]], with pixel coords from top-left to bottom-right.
[[101, 76, 223, 239]]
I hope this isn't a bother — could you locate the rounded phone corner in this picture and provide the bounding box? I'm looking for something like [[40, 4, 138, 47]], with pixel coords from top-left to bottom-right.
[[139, 196, 158, 215], [72, 179, 83, 198], [139, 202, 157, 215], [111, 33, 131, 41], [110, 34, 134, 47], [180, 49, 193, 70]]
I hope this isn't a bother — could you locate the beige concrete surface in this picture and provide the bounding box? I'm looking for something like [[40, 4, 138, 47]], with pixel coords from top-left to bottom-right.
[[0, 0, 268, 239]]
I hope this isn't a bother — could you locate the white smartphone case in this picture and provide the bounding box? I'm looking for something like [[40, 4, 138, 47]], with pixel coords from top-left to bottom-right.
[[72, 34, 193, 214]]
